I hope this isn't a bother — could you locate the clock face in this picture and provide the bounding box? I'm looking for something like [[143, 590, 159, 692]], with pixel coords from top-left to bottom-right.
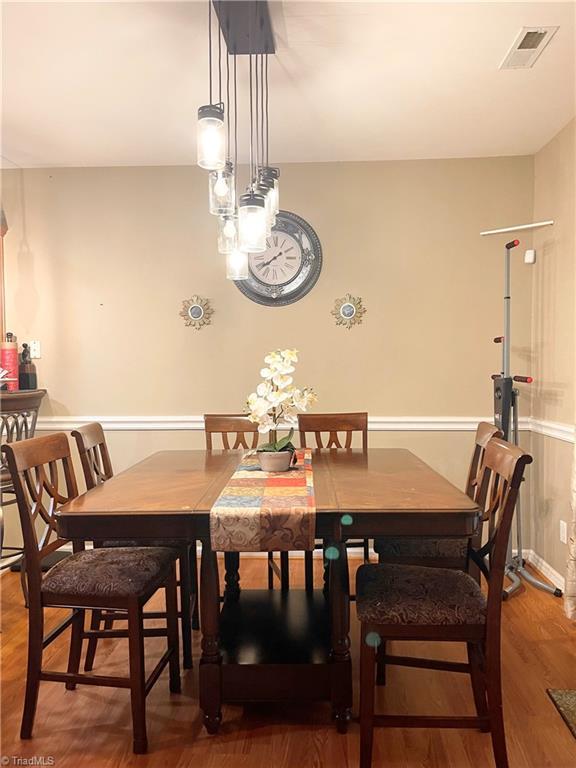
[[235, 211, 322, 306], [248, 233, 302, 287]]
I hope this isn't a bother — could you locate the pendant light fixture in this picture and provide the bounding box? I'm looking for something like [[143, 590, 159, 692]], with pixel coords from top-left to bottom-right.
[[197, 2, 225, 170], [226, 247, 249, 280], [197, 2, 279, 279]]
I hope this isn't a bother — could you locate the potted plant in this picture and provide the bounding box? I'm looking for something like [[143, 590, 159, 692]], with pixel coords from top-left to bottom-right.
[[247, 349, 317, 472]]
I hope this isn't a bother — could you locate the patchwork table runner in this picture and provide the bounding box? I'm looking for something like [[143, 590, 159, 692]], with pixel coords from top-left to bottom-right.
[[210, 449, 316, 552]]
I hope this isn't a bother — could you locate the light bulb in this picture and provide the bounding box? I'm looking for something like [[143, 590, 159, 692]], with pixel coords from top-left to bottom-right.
[[238, 192, 267, 253], [214, 175, 229, 198], [217, 214, 238, 255], [197, 105, 225, 170], [226, 248, 249, 280], [209, 161, 235, 216], [223, 218, 236, 238]]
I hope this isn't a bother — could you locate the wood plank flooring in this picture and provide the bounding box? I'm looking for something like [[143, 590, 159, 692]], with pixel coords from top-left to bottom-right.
[[1, 558, 575, 768]]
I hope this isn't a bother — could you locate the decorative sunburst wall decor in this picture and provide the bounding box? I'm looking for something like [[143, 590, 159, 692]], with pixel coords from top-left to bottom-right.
[[331, 294, 367, 330], [180, 296, 214, 330]]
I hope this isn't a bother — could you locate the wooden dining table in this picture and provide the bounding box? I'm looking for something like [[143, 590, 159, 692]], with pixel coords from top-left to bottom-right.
[[56, 447, 481, 734]]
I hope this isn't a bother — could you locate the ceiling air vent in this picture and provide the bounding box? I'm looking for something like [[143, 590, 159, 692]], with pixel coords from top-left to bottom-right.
[[500, 26, 559, 69]]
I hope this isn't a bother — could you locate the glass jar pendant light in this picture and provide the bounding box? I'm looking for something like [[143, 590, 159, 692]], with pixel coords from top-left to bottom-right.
[[238, 191, 267, 253], [197, 104, 226, 170], [217, 213, 238, 255], [226, 248, 249, 280], [261, 167, 280, 220], [256, 177, 274, 235], [209, 161, 235, 215]]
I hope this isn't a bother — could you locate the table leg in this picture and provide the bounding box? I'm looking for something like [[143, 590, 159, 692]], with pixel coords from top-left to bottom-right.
[[329, 541, 352, 733], [199, 541, 222, 734], [224, 552, 240, 600]]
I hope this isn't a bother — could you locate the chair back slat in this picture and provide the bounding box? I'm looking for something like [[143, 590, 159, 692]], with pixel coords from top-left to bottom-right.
[[71, 423, 113, 490], [465, 422, 502, 502], [471, 438, 532, 626], [298, 412, 368, 452], [204, 414, 260, 451], [2, 433, 78, 600]]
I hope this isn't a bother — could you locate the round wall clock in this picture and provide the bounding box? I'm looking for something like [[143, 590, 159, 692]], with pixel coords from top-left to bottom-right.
[[234, 210, 322, 306]]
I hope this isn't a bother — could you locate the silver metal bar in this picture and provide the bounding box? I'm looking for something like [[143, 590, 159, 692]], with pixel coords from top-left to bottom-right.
[[503, 248, 511, 378], [480, 220, 554, 236]]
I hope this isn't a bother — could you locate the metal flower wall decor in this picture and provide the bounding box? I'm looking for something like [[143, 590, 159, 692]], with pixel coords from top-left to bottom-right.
[[331, 294, 367, 330], [180, 296, 214, 331]]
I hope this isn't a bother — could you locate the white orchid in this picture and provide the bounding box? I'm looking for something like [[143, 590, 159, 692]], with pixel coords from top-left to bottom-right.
[[272, 373, 293, 389], [282, 349, 299, 363], [246, 349, 317, 452], [257, 381, 272, 397]]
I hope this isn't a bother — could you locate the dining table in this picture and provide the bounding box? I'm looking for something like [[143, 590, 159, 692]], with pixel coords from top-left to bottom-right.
[[56, 447, 481, 734]]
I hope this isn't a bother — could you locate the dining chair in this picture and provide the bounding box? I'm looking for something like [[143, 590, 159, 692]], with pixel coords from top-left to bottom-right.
[[71, 422, 196, 670], [203, 414, 290, 590], [1, 390, 46, 602], [298, 412, 369, 591], [2, 433, 180, 755], [374, 422, 502, 572], [356, 437, 532, 768]]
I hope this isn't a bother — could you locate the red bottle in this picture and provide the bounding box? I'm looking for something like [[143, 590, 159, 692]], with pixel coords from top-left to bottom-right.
[[1, 332, 19, 391]]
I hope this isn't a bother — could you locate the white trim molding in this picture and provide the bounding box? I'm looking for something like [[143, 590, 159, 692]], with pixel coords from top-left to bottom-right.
[[35, 414, 532, 433], [33, 414, 574, 443], [528, 419, 575, 444]]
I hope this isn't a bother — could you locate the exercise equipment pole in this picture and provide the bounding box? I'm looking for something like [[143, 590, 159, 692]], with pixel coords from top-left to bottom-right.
[[481, 220, 562, 600]]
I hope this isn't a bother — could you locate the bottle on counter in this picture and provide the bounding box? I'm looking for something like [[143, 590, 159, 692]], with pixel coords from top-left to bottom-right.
[[19, 343, 38, 390], [1, 332, 19, 392]]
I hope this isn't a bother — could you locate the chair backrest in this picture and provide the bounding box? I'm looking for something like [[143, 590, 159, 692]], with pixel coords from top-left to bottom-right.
[[71, 422, 113, 490], [471, 438, 532, 633], [204, 414, 260, 451], [298, 412, 368, 451], [0, 392, 43, 482], [465, 422, 502, 501], [2, 433, 79, 600]]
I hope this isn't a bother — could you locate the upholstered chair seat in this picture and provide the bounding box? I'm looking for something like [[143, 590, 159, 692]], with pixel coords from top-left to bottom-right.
[[374, 537, 469, 561], [356, 563, 487, 626], [42, 547, 176, 599]]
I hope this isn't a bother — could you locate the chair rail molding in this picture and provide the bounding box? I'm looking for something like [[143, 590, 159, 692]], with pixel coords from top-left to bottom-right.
[[34, 414, 574, 442]]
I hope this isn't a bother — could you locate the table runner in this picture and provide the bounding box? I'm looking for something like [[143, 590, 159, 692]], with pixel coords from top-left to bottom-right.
[[210, 449, 316, 552]]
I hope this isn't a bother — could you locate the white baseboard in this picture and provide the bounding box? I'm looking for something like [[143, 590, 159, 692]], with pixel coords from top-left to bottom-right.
[[512, 548, 565, 591]]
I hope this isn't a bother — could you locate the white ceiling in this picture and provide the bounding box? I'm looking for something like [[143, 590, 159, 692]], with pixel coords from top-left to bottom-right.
[[2, 1, 575, 168]]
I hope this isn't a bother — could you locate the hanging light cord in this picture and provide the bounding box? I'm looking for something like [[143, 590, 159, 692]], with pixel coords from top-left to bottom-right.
[[217, 2, 222, 105], [234, 54, 238, 172], [208, 0, 213, 104], [226, 47, 230, 161], [255, 52, 260, 174], [265, 55, 269, 166], [260, 55, 265, 171], [249, 54, 254, 185]]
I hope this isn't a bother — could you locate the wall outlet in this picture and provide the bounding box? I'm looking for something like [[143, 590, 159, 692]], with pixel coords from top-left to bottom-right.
[[560, 520, 568, 544], [29, 340, 41, 359]]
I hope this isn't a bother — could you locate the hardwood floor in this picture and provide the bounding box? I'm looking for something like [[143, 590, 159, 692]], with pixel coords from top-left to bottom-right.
[[1, 558, 575, 767]]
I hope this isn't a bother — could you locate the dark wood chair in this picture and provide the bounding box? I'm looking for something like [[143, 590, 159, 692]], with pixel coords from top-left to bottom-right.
[[2, 433, 180, 755], [71, 422, 196, 670], [298, 412, 369, 591], [356, 437, 532, 768], [1, 390, 46, 595], [374, 422, 502, 571], [203, 414, 289, 590]]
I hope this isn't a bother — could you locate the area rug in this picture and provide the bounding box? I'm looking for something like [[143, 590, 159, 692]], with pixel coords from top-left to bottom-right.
[[547, 689, 576, 739]]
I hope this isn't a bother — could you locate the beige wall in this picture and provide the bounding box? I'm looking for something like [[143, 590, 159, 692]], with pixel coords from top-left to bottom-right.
[[530, 119, 576, 575], [0, 154, 540, 554], [3, 158, 534, 417]]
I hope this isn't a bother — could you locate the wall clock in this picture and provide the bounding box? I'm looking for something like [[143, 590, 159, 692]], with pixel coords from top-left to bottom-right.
[[234, 210, 322, 306]]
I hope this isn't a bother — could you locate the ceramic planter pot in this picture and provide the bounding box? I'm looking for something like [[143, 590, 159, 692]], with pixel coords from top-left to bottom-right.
[[257, 450, 293, 472]]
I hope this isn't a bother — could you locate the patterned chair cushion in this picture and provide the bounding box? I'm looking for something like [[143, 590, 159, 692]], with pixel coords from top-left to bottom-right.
[[356, 563, 486, 626], [373, 537, 469, 560], [101, 539, 185, 549], [42, 547, 176, 599]]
